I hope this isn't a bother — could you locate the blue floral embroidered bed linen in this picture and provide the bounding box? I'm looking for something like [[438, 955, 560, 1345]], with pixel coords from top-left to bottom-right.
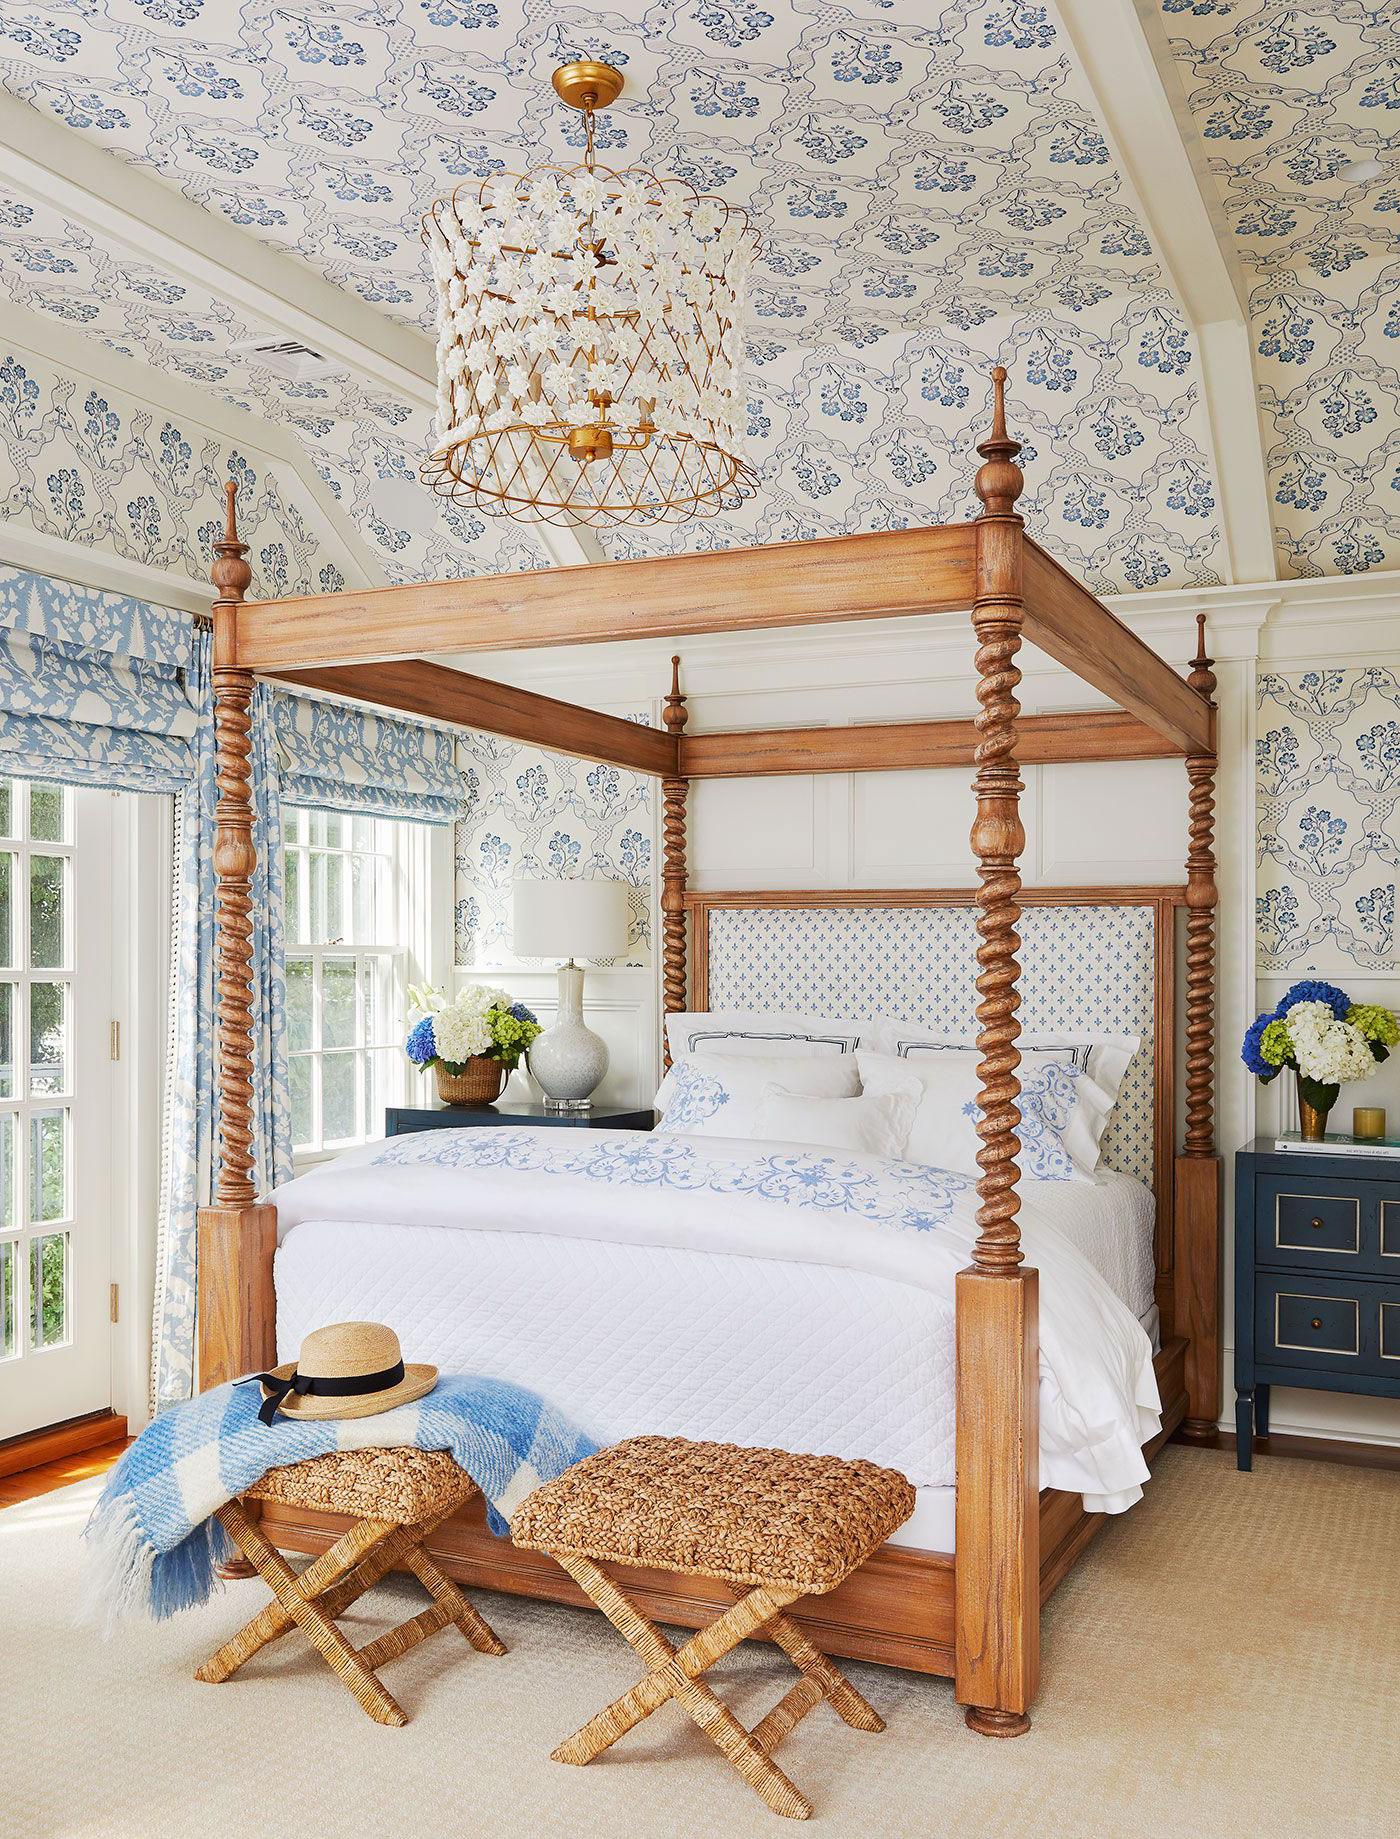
[[83, 1375, 594, 1625], [272, 1128, 1163, 1516]]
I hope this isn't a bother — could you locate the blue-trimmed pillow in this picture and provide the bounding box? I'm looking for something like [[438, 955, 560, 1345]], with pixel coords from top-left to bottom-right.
[[859, 1047, 1114, 1182]]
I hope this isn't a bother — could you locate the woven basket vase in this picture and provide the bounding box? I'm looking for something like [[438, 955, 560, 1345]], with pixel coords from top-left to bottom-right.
[[434, 1056, 507, 1107]]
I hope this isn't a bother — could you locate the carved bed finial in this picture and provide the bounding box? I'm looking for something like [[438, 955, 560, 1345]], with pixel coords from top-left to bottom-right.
[[1184, 617, 1217, 1159], [973, 365, 1024, 519], [661, 657, 689, 1067], [211, 481, 253, 609], [663, 653, 686, 734], [209, 485, 258, 1209]]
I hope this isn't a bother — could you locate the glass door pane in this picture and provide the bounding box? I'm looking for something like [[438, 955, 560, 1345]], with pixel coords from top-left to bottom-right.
[[0, 780, 112, 1439]]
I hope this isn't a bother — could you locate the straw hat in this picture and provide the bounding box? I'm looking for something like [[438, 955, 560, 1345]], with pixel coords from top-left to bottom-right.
[[253, 1322, 437, 1426]]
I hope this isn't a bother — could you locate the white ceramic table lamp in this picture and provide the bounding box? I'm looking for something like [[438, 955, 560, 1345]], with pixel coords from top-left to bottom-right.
[[513, 878, 630, 1112]]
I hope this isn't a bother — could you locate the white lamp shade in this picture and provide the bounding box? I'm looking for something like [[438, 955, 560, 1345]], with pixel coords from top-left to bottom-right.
[[512, 878, 630, 961]]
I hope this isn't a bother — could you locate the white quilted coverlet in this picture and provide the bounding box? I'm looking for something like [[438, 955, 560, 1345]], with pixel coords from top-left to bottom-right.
[[273, 1129, 1160, 1517]]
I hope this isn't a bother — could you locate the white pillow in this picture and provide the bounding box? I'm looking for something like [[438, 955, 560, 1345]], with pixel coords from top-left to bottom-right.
[[655, 1051, 860, 1140], [664, 1010, 866, 1060], [858, 1048, 1101, 1182], [752, 1082, 920, 1158], [869, 1023, 1138, 1106]]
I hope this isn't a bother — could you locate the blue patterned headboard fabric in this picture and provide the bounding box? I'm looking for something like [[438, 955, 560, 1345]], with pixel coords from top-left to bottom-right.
[[704, 903, 1158, 1185]]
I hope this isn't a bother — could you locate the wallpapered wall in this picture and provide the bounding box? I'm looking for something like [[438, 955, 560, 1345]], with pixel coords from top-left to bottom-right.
[[1257, 666, 1400, 975], [454, 726, 654, 971], [0, 337, 344, 599]]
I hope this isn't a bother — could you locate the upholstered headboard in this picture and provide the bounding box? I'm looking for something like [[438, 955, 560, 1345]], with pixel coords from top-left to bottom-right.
[[684, 888, 1185, 1276]]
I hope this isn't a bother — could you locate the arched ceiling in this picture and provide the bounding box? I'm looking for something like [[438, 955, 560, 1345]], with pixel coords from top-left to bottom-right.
[[0, 0, 1393, 596]]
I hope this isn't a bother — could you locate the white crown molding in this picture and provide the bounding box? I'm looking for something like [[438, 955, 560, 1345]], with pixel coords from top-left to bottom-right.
[[0, 520, 210, 615], [0, 298, 385, 592], [1055, 0, 1276, 587]]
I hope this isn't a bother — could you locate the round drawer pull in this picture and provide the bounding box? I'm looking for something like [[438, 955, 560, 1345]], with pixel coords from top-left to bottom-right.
[[1311, 1217, 1325, 1230], [1311, 1317, 1323, 1330]]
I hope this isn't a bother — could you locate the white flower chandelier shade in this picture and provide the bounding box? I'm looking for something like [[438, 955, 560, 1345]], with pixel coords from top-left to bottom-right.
[[420, 75, 758, 528]]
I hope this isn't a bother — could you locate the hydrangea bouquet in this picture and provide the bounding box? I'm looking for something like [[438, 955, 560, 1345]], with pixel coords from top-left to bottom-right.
[[405, 982, 541, 1076], [1242, 980, 1398, 1139]]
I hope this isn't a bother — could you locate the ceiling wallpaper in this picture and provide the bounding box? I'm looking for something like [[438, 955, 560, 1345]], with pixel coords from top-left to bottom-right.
[[0, 333, 343, 599], [1161, 2, 1400, 578], [0, 183, 553, 587], [0, 0, 1229, 595]]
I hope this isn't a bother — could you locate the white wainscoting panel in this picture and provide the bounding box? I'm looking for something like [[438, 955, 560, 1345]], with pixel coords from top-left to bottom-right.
[[850, 766, 983, 887], [691, 773, 839, 889], [1039, 759, 1187, 886]]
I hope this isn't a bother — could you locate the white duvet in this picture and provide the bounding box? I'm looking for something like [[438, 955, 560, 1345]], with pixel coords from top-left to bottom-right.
[[273, 1126, 1161, 1516]]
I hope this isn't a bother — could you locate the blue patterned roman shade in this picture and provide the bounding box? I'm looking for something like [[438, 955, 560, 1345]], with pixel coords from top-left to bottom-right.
[[270, 690, 467, 824], [0, 566, 197, 792]]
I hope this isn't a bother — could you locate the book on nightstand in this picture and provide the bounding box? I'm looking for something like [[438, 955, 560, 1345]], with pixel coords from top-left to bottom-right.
[[1273, 1131, 1400, 1157]]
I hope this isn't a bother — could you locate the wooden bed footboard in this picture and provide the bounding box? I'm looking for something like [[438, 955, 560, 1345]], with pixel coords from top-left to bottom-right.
[[250, 1340, 1186, 1683]]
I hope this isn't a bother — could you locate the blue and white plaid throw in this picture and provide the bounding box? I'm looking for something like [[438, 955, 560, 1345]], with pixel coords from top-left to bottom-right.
[[83, 1375, 596, 1626]]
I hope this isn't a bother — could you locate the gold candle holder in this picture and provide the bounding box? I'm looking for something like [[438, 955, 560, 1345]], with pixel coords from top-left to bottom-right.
[[1353, 1106, 1386, 1142]]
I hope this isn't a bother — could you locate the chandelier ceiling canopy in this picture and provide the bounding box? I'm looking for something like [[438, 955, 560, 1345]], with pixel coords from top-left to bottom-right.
[[420, 60, 757, 529]]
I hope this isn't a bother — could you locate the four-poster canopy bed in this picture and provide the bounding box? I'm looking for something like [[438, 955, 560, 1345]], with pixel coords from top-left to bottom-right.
[[196, 370, 1220, 1738]]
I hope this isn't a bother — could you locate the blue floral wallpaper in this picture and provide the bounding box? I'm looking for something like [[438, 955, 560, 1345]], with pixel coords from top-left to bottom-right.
[[455, 725, 654, 970], [0, 1, 1229, 595], [1161, 3, 1400, 578], [1257, 668, 1400, 973], [0, 339, 342, 598]]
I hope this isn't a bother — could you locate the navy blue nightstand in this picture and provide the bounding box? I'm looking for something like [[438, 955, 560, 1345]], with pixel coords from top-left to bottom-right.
[[386, 1100, 655, 1136], [1234, 1137, 1400, 1470]]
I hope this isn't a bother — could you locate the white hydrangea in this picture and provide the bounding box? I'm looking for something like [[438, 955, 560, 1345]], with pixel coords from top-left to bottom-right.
[[408, 982, 511, 1066], [1285, 1000, 1377, 1085]]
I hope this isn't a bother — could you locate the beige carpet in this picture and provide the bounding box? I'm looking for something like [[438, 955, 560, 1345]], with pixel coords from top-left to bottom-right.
[[2, 1446, 1396, 1838]]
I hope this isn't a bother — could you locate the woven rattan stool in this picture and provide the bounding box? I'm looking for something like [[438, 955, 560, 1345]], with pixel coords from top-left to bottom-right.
[[195, 1447, 505, 1726], [512, 1436, 915, 1820]]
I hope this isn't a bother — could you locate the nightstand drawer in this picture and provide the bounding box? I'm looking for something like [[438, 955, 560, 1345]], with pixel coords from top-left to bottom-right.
[[1254, 1175, 1398, 1274], [1255, 1273, 1398, 1378]]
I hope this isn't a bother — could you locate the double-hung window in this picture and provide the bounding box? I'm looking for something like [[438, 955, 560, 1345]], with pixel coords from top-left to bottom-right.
[[283, 809, 431, 1160]]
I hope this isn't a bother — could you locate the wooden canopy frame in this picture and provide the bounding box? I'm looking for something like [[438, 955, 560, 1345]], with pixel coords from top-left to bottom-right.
[[196, 369, 1220, 1741]]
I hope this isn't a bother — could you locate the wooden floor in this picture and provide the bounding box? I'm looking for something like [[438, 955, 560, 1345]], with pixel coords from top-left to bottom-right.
[[0, 1438, 130, 1507]]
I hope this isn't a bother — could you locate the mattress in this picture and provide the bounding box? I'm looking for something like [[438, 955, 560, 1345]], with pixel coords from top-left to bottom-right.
[[275, 1160, 1157, 1552]]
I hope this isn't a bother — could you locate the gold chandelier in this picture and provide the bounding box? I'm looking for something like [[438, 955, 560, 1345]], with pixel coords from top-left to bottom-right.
[[420, 60, 758, 528]]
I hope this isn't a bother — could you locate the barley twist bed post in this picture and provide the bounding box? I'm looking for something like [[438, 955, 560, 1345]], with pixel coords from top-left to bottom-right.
[[955, 368, 1039, 1738], [1176, 616, 1222, 1443], [660, 656, 689, 1070], [196, 485, 277, 1401]]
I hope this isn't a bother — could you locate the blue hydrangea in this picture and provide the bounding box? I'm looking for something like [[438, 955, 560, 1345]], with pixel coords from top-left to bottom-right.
[[405, 1015, 437, 1065], [509, 1002, 538, 1025], [1277, 980, 1351, 1020], [1241, 1013, 1281, 1079]]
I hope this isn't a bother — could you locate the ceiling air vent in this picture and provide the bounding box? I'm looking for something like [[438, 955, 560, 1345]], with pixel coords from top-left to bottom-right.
[[231, 337, 345, 382]]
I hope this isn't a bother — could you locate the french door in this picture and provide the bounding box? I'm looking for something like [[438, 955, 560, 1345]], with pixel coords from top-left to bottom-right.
[[0, 777, 114, 1441]]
